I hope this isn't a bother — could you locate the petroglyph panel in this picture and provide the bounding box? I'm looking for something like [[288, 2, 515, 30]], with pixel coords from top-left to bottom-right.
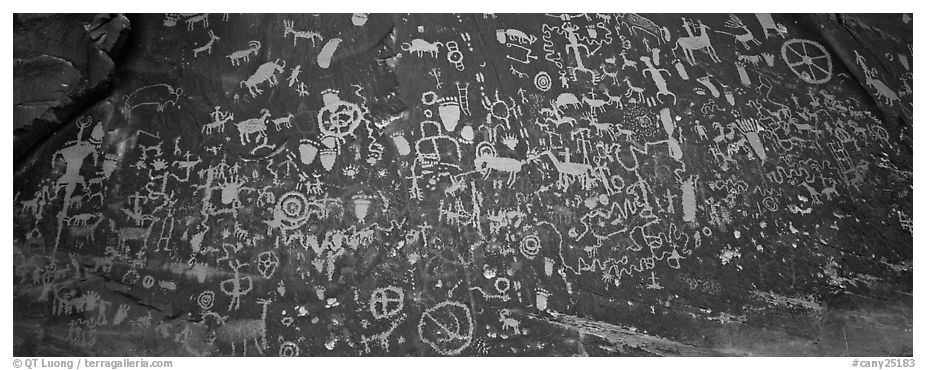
[[13, 13, 912, 357]]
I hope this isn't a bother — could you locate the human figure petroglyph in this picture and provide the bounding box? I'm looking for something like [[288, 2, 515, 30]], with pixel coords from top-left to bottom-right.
[[582, 90, 623, 113], [220, 259, 252, 311], [50, 116, 104, 256], [202, 108, 234, 135], [562, 23, 592, 70], [640, 56, 676, 104]]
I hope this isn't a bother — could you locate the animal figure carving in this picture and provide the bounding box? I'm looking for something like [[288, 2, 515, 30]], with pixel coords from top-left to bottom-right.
[[235, 109, 271, 144], [283, 20, 323, 47], [496, 29, 536, 44], [123, 84, 184, 119], [186, 13, 209, 31], [111, 220, 153, 252], [499, 309, 522, 335], [799, 181, 823, 205], [473, 142, 537, 186], [536, 150, 597, 190], [216, 298, 271, 356], [193, 30, 220, 58], [553, 92, 581, 113], [618, 13, 671, 43], [715, 14, 761, 50], [69, 216, 106, 241], [619, 51, 637, 69], [203, 111, 234, 134], [401, 39, 442, 57], [624, 78, 646, 102], [584, 112, 633, 141], [271, 113, 294, 130], [673, 20, 721, 65], [864, 71, 901, 106], [66, 213, 100, 227], [240, 60, 286, 97], [227, 41, 261, 66], [582, 91, 622, 113]]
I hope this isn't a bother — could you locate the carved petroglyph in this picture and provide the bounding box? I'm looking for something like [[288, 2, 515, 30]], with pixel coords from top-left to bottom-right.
[[714, 14, 761, 50], [227, 41, 261, 66], [781, 39, 832, 84], [216, 297, 271, 355], [674, 19, 721, 65], [283, 20, 323, 47], [193, 30, 220, 58], [317, 38, 342, 69], [418, 301, 474, 356], [123, 84, 183, 119], [241, 60, 286, 97], [402, 39, 443, 57]]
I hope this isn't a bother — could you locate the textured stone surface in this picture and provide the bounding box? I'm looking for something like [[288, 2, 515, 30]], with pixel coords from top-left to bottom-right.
[[13, 13, 129, 162], [13, 13, 912, 357]]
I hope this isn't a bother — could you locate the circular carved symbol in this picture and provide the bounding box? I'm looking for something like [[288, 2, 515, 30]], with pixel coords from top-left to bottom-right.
[[520, 235, 541, 259], [318, 99, 363, 138], [142, 275, 156, 289], [277, 191, 310, 229], [781, 39, 832, 84], [197, 290, 215, 310], [279, 341, 300, 357], [494, 277, 510, 294], [534, 71, 552, 91], [369, 286, 405, 319], [418, 301, 474, 356], [762, 196, 779, 212]]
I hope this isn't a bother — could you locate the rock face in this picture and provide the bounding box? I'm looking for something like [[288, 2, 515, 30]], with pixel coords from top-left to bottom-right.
[[13, 13, 912, 356], [13, 13, 130, 162]]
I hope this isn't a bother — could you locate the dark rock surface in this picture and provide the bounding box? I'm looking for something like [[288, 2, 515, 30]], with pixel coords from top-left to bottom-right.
[[13, 13, 130, 162], [13, 13, 912, 357]]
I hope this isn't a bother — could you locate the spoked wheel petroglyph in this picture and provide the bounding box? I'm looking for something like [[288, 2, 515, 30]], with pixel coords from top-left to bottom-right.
[[781, 39, 832, 84], [417, 301, 473, 355]]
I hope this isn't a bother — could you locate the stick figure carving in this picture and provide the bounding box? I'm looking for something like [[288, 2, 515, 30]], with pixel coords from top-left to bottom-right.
[[220, 259, 252, 311]]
